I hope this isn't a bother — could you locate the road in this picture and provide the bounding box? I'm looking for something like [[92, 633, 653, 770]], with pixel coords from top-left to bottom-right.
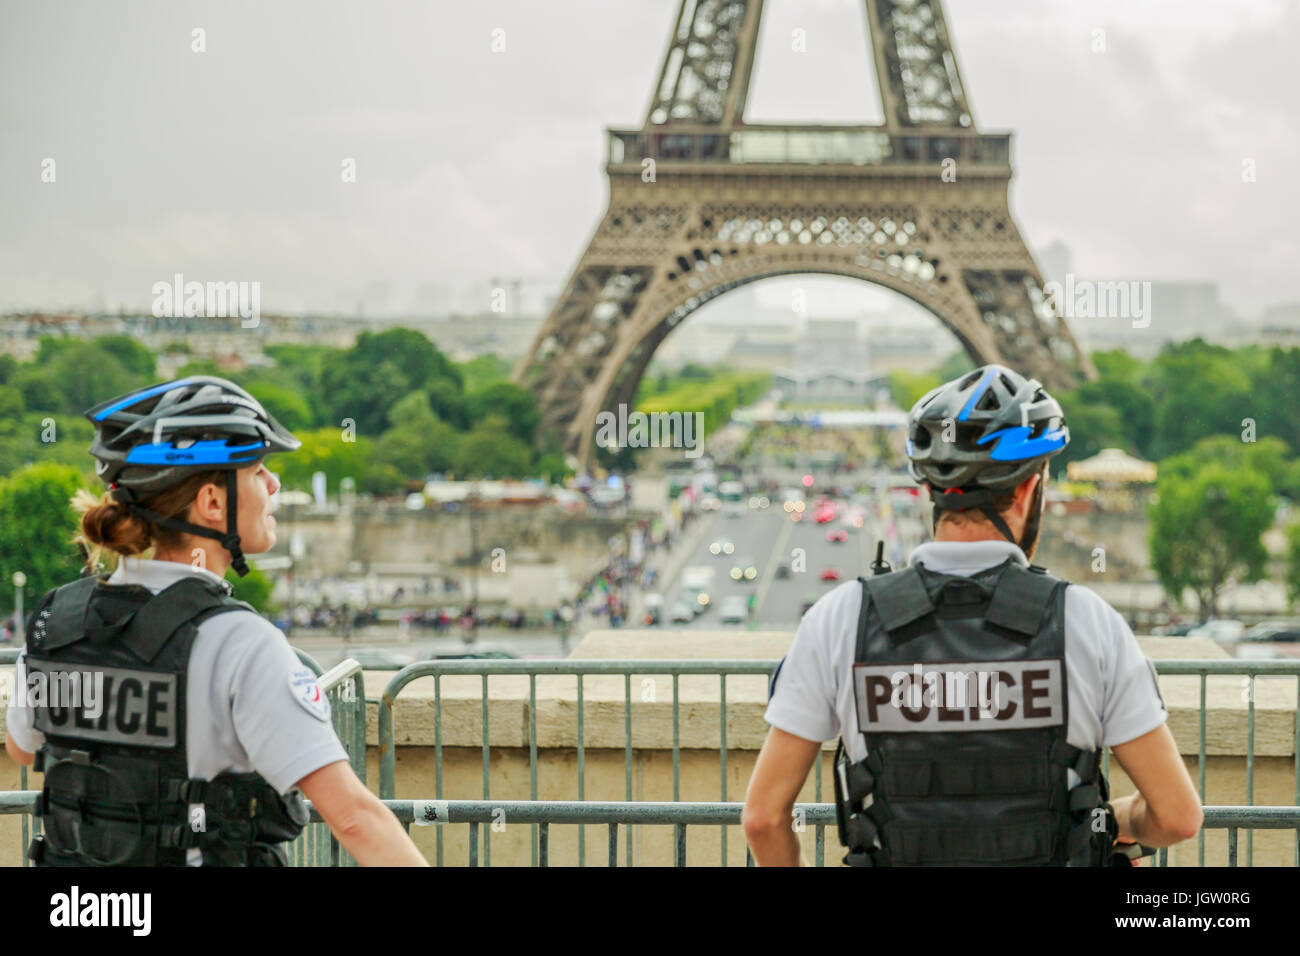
[[656, 494, 929, 630]]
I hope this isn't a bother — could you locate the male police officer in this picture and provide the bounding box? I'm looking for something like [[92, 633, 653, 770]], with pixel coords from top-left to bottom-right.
[[742, 365, 1202, 866]]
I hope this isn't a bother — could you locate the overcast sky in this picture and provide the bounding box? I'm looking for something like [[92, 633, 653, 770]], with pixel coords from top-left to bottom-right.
[[1, 0, 1296, 321]]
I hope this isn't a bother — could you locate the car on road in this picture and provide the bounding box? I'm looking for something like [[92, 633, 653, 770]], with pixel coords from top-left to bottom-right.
[[826, 529, 848, 543], [800, 592, 818, 616], [1187, 619, 1245, 641], [427, 651, 518, 660], [681, 587, 710, 615], [670, 601, 694, 624], [347, 648, 416, 670], [730, 557, 758, 581], [814, 504, 836, 524], [1242, 621, 1300, 642], [776, 563, 791, 579], [819, 567, 841, 582], [719, 595, 747, 624], [709, 538, 736, 556]]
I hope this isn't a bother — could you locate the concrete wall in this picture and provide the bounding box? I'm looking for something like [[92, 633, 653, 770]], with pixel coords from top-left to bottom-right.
[[3, 633, 1295, 867], [271, 503, 635, 605]]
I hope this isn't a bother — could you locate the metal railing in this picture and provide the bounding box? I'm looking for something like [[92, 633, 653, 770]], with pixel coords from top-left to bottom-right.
[[5, 651, 1300, 866], [378, 658, 1300, 867]]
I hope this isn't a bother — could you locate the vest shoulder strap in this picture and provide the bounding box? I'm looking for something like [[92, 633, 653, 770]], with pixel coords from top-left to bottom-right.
[[855, 567, 933, 660], [984, 563, 1063, 637], [124, 577, 254, 663], [35, 575, 104, 651]]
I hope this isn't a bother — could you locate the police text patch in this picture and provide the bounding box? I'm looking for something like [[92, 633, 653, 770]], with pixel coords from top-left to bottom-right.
[[288, 668, 330, 722], [26, 659, 178, 748], [853, 659, 1064, 734]]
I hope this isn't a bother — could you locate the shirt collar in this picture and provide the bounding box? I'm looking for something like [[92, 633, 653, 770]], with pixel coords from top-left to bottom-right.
[[906, 539, 1029, 575], [107, 556, 229, 592]]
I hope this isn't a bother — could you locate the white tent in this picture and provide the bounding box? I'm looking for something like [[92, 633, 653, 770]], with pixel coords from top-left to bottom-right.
[[1066, 448, 1157, 484]]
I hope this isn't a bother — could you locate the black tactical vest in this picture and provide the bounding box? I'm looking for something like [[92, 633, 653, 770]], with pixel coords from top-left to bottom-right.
[[833, 558, 1115, 866], [22, 573, 309, 866]]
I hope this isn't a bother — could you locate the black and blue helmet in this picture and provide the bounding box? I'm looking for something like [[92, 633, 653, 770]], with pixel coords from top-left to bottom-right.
[[905, 364, 1068, 548], [85, 376, 300, 576], [87, 376, 300, 495], [905, 364, 1068, 492]]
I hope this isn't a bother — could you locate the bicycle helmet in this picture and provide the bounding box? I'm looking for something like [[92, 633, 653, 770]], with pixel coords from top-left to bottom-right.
[[905, 364, 1068, 548], [85, 376, 301, 576]]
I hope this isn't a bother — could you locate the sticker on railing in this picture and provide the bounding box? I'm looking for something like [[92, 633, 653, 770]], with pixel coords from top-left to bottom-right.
[[412, 800, 450, 826]]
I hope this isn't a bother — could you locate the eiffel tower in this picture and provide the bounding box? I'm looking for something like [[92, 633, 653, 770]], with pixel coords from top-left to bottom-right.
[[514, 0, 1096, 466]]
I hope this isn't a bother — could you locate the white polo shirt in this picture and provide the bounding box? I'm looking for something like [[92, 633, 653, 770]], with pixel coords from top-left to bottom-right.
[[5, 558, 348, 796], [765, 540, 1167, 769]]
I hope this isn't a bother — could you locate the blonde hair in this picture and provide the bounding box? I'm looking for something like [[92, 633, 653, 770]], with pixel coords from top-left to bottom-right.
[[72, 470, 226, 573]]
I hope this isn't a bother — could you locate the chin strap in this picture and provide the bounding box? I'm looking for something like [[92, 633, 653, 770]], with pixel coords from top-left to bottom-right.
[[111, 472, 250, 577], [928, 479, 1045, 554]]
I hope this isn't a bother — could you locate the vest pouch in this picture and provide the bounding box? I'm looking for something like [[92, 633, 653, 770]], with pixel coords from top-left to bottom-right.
[[889, 811, 1057, 866], [40, 795, 160, 866]]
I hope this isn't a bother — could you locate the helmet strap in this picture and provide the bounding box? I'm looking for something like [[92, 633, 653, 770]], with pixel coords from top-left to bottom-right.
[[927, 485, 1019, 548], [113, 471, 250, 577]]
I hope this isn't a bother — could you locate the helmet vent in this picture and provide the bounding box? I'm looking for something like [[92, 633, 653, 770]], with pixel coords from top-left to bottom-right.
[[975, 390, 1000, 412], [959, 371, 983, 390], [1000, 373, 1017, 393]]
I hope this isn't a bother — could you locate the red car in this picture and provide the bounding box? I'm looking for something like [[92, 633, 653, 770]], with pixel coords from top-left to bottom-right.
[[814, 506, 835, 524], [826, 529, 847, 544], [820, 567, 841, 582]]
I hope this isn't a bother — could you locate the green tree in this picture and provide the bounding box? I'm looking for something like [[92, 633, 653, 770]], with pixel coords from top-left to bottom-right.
[[455, 417, 534, 478], [1145, 340, 1254, 459], [95, 335, 156, 379], [274, 428, 377, 495], [320, 329, 461, 434], [1148, 462, 1273, 619], [226, 564, 275, 614], [1285, 520, 1300, 611], [374, 392, 461, 483], [1053, 401, 1128, 473], [0, 463, 85, 610], [246, 382, 313, 433], [466, 381, 540, 443]]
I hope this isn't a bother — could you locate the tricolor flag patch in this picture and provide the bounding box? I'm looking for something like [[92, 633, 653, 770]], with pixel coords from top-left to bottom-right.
[[288, 668, 330, 722]]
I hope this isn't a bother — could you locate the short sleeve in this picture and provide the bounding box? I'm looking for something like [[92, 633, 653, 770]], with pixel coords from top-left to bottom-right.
[[226, 623, 349, 794], [3, 649, 44, 754], [763, 589, 843, 744], [1096, 599, 1168, 748]]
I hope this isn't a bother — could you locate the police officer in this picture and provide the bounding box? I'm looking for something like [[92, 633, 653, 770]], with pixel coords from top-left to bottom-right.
[[4, 376, 427, 866], [742, 364, 1202, 866]]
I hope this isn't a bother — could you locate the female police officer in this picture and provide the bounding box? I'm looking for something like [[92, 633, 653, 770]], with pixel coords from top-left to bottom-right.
[[743, 365, 1203, 866], [4, 376, 426, 866]]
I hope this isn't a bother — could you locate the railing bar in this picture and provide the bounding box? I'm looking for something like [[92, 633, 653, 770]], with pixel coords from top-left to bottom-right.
[[530, 673, 538, 867], [435, 674, 444, 867], [815, 746, 823, 867], [720, 673, 727, 866], [625, 673, 633, 868], [1247, 674, 1255, 866], [482, 673, 491, 867], [673, 674, 680, 803], [468, 821, 478, 868], [675, 823, 686, 868], [609, 823, 618, 867], [578, 673, 585, 867], [1199, 671, 1206, 867], [539, 823, 549, 868], [1227, 827, 1237, 867]]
